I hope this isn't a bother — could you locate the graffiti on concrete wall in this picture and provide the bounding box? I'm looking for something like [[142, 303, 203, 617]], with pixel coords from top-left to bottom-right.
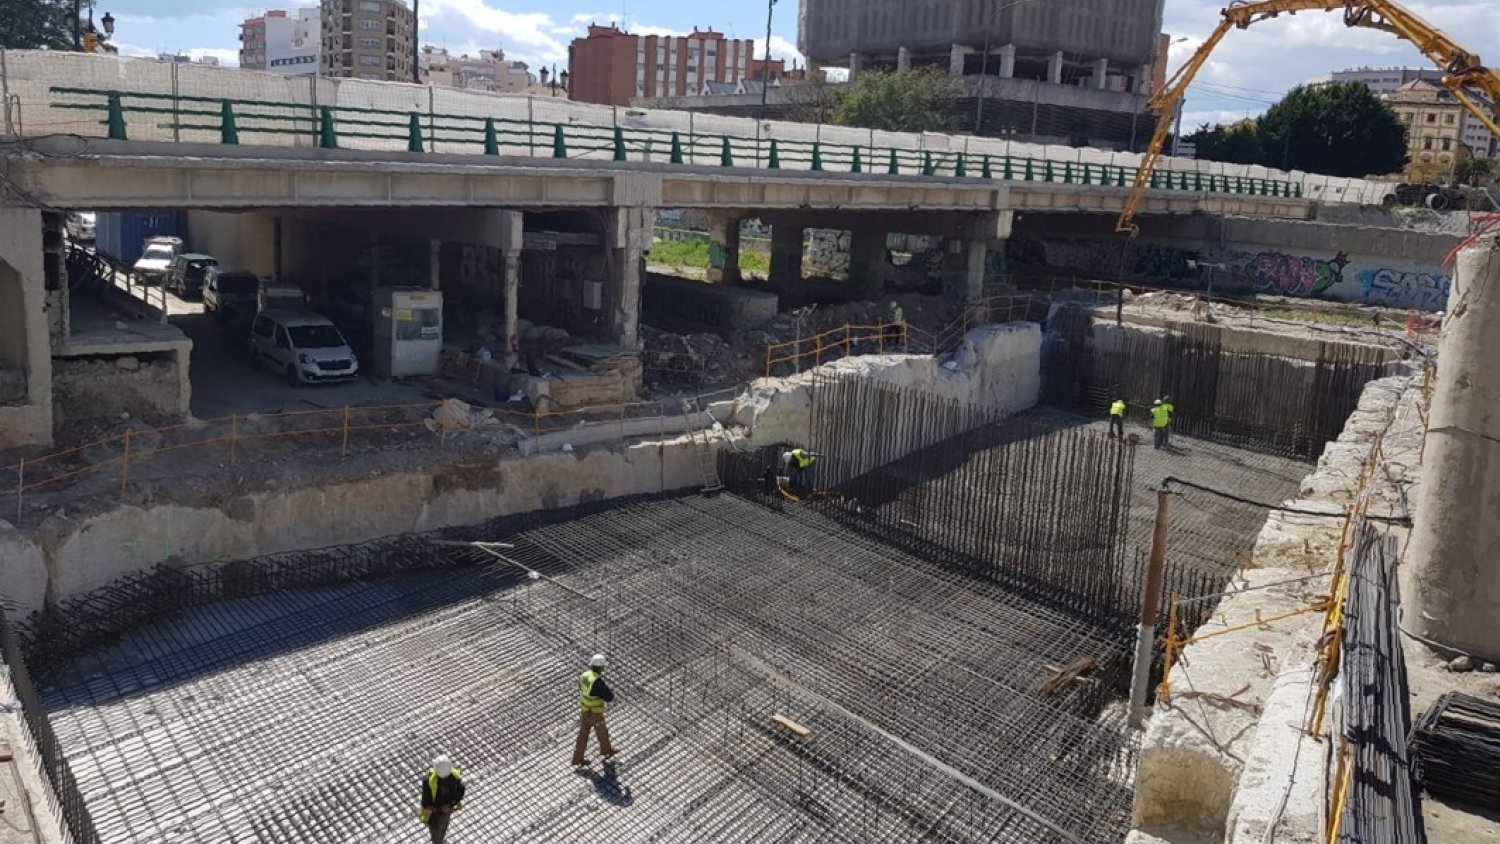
[[1229, 251, 1350, 297], [1358, 268, 1451, 311], [1132, 245, 1202, 282]]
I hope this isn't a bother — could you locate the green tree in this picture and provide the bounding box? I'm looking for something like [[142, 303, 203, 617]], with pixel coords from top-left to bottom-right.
[[1, 0, 75, 49], [1455, 156, 1495, 187], [1256, 83, 1406, 177], [831, 69, 955, 134], [1185, 121, 1263, 165]]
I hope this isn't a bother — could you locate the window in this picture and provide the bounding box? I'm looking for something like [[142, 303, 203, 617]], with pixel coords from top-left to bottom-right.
[[360, 54, 382, 66], [1426, 113, 1436, 123], [1444, 114, 1455, 124], [359, 19, 380, 29], [1442, 138, 1452, 151], [1423, 138, 1433, 150], [359, 0, 381, 10]]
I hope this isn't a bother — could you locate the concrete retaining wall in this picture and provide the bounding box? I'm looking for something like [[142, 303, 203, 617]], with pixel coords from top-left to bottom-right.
[[1013, 213, 1458, 311], [0, 324, 1042, 614]]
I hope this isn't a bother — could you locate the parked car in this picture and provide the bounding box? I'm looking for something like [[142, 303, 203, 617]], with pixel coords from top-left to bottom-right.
[[163, 253, 218, 298], [132, 236, 184, 285], [250, 310, 360, 386], [202, 266, 261, 322], [66, 212, 96, 243]]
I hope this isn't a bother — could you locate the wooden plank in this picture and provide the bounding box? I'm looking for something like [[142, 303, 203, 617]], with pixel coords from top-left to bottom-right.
[[771, 714, 811, 738]]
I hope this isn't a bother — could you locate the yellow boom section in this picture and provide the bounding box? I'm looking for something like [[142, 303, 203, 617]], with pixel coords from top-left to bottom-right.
[[1116, 0, 1500, 234]]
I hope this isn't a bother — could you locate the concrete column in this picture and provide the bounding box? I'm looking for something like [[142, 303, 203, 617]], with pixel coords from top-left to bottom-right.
[[1048, 51, 1064, 85], [848, 228, 887, 299], [1092, 58, 1109, 90], [608, 205, 651, 350], [368, 232, 381, 288], [949, 44, 970, 78], [848, 52, 863, 83], [501, 251, 520, 370], [998, 44, 1016, 78], [897, 47, 911, 73], [961, 239, 986, 303], [1403, 232, 1500, 660], [770, 224, 804, 290], [1136, 64, 1154, 94], [427, 238, 441, 290], [707, 215, 742, 285], [0, 207, 54, 449]]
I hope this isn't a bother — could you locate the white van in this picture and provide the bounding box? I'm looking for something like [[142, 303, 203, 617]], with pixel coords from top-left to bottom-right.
[[250, 310, 360, 386]]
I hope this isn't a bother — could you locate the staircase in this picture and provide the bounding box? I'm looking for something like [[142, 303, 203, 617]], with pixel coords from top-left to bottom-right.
[[682, 400, 723, 493]]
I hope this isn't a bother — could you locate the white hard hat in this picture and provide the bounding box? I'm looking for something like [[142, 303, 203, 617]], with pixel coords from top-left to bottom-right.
[[589, 653, 608, 668], [432, 754, 453, 777]]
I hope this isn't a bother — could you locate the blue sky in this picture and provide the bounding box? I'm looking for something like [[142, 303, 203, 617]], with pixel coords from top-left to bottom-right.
[[110, 0, 1499, 129]]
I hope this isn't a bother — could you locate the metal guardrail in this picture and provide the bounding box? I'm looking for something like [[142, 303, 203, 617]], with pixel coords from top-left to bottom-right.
[[46, 85, 1303, 197]]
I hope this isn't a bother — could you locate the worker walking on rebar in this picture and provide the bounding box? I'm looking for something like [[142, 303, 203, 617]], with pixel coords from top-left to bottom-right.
[[418, 754, 464, 844], [1150, 398, 1172, 450], [572, 653, 618, 767], [1109, 397, 1127, 440], [782, 447, 819, 495], [885, 301, 906, 350]]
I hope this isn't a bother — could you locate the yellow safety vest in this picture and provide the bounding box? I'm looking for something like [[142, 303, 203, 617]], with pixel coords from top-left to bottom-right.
[[1109, 400, 1126, 417], [1150, 404, 1171, 428], [579, 668, 606, 714], [790, 449, 815, 469], [418, 767, 462, 824]]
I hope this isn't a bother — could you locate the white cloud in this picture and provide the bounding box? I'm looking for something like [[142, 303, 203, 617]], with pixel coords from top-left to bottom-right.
[[419, 0, 570, 63], [751, 34, 803, 65]]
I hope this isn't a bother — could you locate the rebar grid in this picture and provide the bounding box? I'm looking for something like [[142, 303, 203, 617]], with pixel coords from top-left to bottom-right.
[[27, 494, 1139, 844]]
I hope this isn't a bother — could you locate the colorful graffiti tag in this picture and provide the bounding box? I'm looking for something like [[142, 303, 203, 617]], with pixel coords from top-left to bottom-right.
[[1358, 268, 1451, 311], [1230, 251, 1350, 297]]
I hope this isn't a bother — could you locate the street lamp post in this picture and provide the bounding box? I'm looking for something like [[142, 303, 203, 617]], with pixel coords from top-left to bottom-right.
[[760, 0, 777, 123]]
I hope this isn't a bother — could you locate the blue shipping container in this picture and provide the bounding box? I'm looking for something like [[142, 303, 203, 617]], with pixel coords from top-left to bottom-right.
[[94, 211, 185, 266]]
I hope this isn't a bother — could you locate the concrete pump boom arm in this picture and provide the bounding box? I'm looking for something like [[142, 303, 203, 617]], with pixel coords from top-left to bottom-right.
[[1116, 0, 1500, 234]]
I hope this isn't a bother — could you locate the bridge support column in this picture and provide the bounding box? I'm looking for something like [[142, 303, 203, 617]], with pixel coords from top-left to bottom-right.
[[427, 238, 441, 290], [608, 205, 652, 350], [482, 209, 525, 370], [1092, 58, 1110, 90], [949, 45, 971, 78], [1048, 51, 1064, 85], [998, 44, 1016, 78], [1403, 231, 1500, 661], [849, 228, 887, 299], [770, 224, 804, 291], [707, 214, 742, 285], [0, 207, 54, 449], [897, 47, 911, 73]]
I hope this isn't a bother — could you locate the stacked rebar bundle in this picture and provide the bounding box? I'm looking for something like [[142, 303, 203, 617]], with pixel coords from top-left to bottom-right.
[[1410, 692, 1500, 813], [1338, 524, 1425, 844]]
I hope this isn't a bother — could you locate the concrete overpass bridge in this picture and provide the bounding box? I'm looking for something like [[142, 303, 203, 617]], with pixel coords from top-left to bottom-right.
[[0, 51, 1391, 450]]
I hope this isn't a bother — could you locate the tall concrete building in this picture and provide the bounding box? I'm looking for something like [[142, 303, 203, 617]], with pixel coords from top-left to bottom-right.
[[239, 8, 321, 75], [798, 0, 1166, 92], [319, 0, 415, 82], [568, 24, 755, 106]]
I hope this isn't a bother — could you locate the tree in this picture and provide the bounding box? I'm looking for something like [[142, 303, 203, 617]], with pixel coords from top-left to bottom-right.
[[1186, 121, 1262, 165], [1455, 156, 1495, 187], [1, 0, 75, 50], [831, 69, 956, 134], [1257, 83, 1406, 177], [782, 72, 837, 125], [1186, 82, 1407, 177]]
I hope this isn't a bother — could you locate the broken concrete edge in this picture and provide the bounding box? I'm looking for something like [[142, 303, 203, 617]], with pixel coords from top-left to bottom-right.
[[0, 669, 70, 844], [1130, 374, 1419, 843], [0, 324, 1042, 616]]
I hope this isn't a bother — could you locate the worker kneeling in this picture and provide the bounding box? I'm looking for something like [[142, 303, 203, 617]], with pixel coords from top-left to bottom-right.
[[418, 754, 464, 844], [573, 653, 618, 767], [781, 447, 819, 495]]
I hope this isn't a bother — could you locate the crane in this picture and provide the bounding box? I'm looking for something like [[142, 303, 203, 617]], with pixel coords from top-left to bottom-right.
[[1116, 0, 1500, 234]]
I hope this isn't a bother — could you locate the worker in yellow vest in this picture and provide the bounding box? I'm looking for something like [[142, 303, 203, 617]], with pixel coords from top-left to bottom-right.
[[782, 447, 819, 494], [1150, 398, 1172, 450], [1108, 398, 1127, 440], [572, 653, 618, 767], [417, 754, 464, 844]]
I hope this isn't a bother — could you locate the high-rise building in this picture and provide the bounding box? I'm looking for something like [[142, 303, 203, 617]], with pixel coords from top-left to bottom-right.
[[797, 0, 1165, 93], [1314, 68, 1495, 161], [319, 0, 415, 82], [420, 47, 534, 93], [567, 24, 756, 106], [239, 8, 320, 75]]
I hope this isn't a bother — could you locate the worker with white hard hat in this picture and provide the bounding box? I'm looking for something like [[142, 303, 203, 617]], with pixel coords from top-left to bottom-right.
[[418, 753, 465, 843], [572, 653, 618, 767]]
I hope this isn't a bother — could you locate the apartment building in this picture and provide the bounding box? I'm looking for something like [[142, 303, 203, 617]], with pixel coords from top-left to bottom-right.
[[420, 47, 534, 93], [568, 24, 754, 106], [239, 8, 320, 75], [1389, 79, 1468, 182], [319, 0, 415, 82]]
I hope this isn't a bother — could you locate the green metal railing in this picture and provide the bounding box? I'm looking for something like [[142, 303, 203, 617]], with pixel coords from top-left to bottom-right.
[[51, 86, 1303, 198]]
